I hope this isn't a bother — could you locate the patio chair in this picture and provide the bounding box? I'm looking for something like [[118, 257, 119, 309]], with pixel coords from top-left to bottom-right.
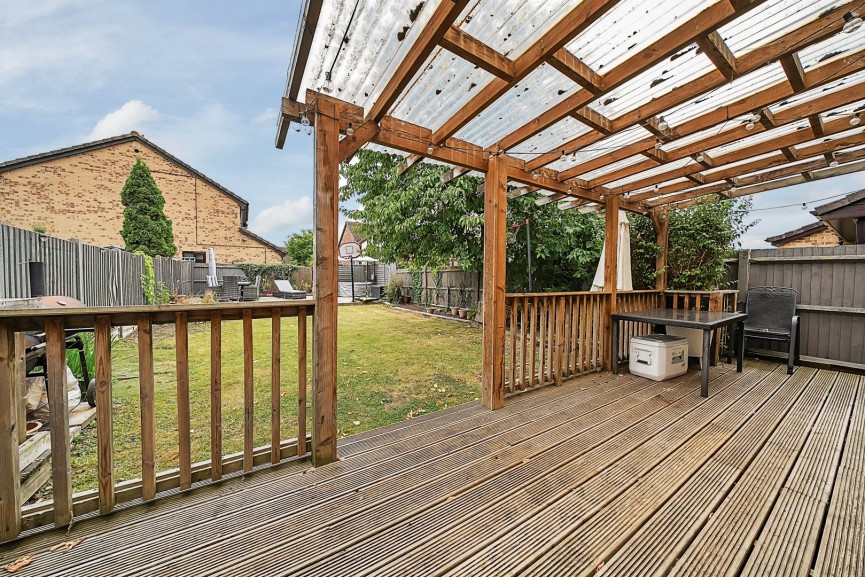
[[206, 275, 224, 300], [274, 279, 307, 300], [241, 275, 261, 301], [223, 276, 241, 302], [744, 286, 800, 374]]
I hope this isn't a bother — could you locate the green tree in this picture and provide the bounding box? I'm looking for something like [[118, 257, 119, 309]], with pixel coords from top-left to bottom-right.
[[340, 149, 604, 291], [120, 159, 176, 257], [630, 197, 756, 290], [284, 228, 313, 266]]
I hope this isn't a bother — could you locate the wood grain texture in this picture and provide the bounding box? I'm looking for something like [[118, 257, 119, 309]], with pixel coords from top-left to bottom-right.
[[482, 154, 507, 409], [210, 312, 223, 481], [13, 333, 25, 445], [313, 97, 339, 465], [45, 318, 72, 526], [137, 315, 156, 502], [175, 312, 191, 489], [94, 315, 114, 514], [0, 321, 21, 541], [271, 309, 281, 465], [298, 307, 308, 456], [243, 309, 254, 472]]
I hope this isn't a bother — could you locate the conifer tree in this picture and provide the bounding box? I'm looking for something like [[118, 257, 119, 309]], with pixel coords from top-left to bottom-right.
[[120, 158, 177, 257]]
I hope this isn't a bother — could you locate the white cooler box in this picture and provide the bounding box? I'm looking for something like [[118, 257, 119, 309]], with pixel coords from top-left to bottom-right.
[[629, 334, 688, 381]]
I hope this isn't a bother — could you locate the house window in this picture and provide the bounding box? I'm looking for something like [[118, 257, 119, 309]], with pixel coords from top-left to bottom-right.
[[182, 251, 206, 263]]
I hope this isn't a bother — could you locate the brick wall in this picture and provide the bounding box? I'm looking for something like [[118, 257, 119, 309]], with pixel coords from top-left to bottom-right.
[[0, 139, 283, 263], [776, 227, 842, 248]]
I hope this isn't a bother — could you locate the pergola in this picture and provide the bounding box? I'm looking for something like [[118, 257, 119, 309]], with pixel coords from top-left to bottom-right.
[[277, 0, 865, 465]]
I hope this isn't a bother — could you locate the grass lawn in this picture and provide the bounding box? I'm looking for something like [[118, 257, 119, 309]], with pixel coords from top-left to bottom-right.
[[67, 305, 482, 493]]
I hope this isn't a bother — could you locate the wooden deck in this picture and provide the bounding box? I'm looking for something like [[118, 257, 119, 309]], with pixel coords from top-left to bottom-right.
[[1, 360, 862, 576]]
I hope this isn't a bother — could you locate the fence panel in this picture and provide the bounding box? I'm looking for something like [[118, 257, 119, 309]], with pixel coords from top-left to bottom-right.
[[727, 245, 865, 369]]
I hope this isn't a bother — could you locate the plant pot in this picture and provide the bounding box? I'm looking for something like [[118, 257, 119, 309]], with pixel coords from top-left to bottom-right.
[[426, 307, 435, 314], [450, 306, 459, 316], [458, 309, 468, 319], [401, 295, 411, 304], [26, 421, 42, 436]]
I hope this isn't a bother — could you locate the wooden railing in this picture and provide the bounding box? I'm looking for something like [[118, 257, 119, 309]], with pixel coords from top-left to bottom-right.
[[665, 290, 739, 358], [0, 300, 313, 541], [615, 291, 664, 360], [504, 292, 609, 395]]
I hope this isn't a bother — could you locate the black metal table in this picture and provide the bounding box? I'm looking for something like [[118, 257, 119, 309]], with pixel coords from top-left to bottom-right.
[[611, 308, 747, 397]]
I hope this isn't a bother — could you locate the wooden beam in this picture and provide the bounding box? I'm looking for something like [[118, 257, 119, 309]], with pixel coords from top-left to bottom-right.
[[396, 154, 424, 175], [441, 166, 470, 184], [431, 0, 618, 144], [440, 26, 514, 80], [0, 321, 20, 542], [780, 53, 807, 92], [312, 97, 339, 466], [374, 116, 488, 172], [339, 120, 380, 163], [548, 49, 603, 94], [572, 107, 613, 135], [809, 115, 825, 137], [696, 31, 737, 81], [369, 0, 470, 121], [482, 154, 507, 410]]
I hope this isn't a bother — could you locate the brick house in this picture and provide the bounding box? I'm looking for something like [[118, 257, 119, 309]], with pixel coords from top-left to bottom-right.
[[0, 132, 285, 263], [765, 221, 842, 248]]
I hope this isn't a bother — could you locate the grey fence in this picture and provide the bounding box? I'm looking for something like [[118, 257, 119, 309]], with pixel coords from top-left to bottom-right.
[[727, 245, 865, 370], [390, 266, 483, 308], [0, 223, 193, 306]]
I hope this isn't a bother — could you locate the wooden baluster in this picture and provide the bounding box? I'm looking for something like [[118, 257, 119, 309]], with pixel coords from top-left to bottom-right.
[[210, 312, 222, 481], [175, 312, 191, 490], [94, 315, 114, 513], [508, 301, 516, 394], [519, 297, 527, 389], [594, 296, 601, 370], [138, 315, 156, 502], [563, 297, 572, 378], [578, 296, 586, 373], [673, 293, 679, 309], [45, 318, 73, 525], [556, 297, 565, 386], [271, 309, 281, 465], [297, 307, 308, 455], [14, 334, 25, 445], [0, 320, 21, 541], [538, 298, 547, 385], [243, 310, 254, 473], [528, 298, 537, 387]]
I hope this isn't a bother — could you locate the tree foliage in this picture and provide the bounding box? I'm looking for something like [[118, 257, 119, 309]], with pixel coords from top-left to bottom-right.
[[120, 159, 177, 257], [283, 228, 313, 267], [340, 149, 604, 292], [630, 197, 756, 290]]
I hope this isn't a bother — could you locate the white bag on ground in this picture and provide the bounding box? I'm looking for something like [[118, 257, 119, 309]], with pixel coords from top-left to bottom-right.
[[25, 367, 82, 420]]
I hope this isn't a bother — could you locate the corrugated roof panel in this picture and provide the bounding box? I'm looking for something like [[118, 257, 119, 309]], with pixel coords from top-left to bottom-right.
[[820, 98, 865, 121], [799, 28, 865, 71], [577, 154, 647, 181], [592, 50, 715, 120], [545, 125, 652, 171], [794, 125, 865, 149], [457, 0, 583, 58], [565, 0, 717, 72], [770, 70, 865, 114], [708, 120, 810, 157], [512, 117, 593, 159], [663, 63, 786, 127], [391, 48, 496, 130], [701, 151, 780, 176], [662, 115, 753, 152], [605, 156, 696, 188], [455, 65, 576, 147], [297, 0, 445, 109], [720, 0, 839, 58]]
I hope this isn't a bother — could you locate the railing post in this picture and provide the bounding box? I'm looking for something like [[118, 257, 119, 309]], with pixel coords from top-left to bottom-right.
[[603, 196, 620, 371], [0, 320, 21, 542], [482, 154, 507, 409], [312, 97, 339, 465], [45, 318, 73, 526]]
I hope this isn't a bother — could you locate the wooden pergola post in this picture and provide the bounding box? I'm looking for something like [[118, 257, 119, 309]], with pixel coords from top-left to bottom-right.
[[312, 97, 339, 465], [481, 155, 507, 410], [649, 208, 669, 291], [603, 195, 620, 371], [0, 321, 21, 542]]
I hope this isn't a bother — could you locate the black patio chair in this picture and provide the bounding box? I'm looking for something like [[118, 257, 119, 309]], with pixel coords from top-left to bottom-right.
[[744, 286, 800, 374]]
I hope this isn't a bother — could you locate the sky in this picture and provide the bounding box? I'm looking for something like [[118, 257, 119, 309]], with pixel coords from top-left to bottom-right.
[[1, 0, 864, 249]]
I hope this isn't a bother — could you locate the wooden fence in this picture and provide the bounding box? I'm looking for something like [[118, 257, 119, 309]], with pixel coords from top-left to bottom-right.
[[0, 223, 192, 305], [0, 300, 314, 541], [726, 245, 865, 370]]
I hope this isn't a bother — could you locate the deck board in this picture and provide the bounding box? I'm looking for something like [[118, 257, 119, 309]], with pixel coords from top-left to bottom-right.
[[1, 361, 862, 577]]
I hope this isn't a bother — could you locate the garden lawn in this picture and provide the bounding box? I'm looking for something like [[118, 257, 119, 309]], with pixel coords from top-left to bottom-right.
[[68, 305, 482, 493]]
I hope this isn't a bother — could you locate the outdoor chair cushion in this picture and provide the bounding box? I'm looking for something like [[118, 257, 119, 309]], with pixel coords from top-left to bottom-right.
[[274, 279, 307, 299]]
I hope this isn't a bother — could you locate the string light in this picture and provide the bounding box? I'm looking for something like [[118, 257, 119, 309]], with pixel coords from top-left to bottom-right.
[[322, 71, 334, 94], [532, 171, 539, 180], [560, 150, 567, 161], [300, 111, 310, 127], [695, 152, 705, 163], [801, 202, 808, 210], [346, 123, 354, 136], [427, 144, 434, 154], [657, 116, 669, 131], [623, 191, 631, 199], [653, 184, 660, 193], [843, 12, 863, 33], [851, 113, 861, 126], [655, 138, 662, 150]]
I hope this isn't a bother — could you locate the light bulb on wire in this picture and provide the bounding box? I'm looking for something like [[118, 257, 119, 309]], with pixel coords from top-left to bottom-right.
[[851, 114, 861, 126], [346, 123, 354, 136], [843, 12, 863, 33], [300, 111, 310, 127], [322, 71, 334, 94], [657, 116, 669, 131]]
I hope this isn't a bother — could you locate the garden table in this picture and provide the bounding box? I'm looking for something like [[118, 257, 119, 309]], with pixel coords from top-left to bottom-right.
[[611, 308, 747, 398]]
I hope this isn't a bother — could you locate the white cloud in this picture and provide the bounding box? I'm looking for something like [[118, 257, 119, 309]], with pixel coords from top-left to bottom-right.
[[252, 107, 278, 124], [250, 196, 314, 238], [88, 100, 160, 140]]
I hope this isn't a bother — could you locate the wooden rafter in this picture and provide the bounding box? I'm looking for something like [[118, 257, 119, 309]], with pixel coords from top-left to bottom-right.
[[696, 31, 738, 81], [441, 166, 471, 184], [780, 53, 807, 92], [548, 49, 604, 94], [440, 27, 514, 81]]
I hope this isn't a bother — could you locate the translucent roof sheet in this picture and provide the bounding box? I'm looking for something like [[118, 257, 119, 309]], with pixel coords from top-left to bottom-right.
[[799, 28, 865, 71], [566, 0, 716, 72], [708, 120, 810, 157], [771, 71, 865, 114], [546, 125, 652, 172], [719, 0, 839, 58], [457, 0, 582, 59], [606, 156, 697, 188], [514, 117, 594, 159], [575, 154, 646, 182]]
